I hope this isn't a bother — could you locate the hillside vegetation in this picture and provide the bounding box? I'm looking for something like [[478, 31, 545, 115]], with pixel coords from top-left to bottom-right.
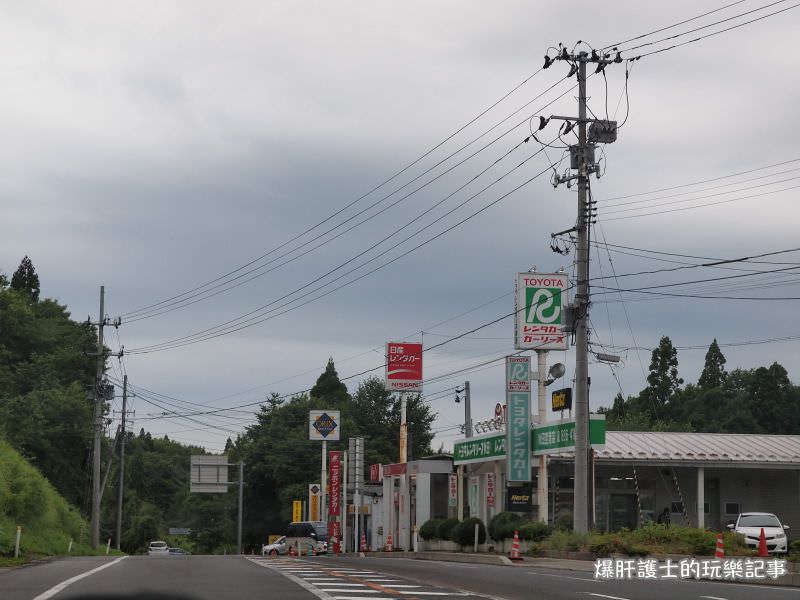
[[0, 437, 104, 561]]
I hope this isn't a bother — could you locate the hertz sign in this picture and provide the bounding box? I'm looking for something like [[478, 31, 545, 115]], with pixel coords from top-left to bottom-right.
[[551, 387, 572, 412], [506, 485, 533, 512]]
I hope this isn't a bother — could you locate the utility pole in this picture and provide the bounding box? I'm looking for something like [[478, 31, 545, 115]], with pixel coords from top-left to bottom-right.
[[548, 47, 620, 534], [91, 286, 105, 549], [536, 350, 548, 524], [89, 285, 122, 548], [116, 375, 127, 551]]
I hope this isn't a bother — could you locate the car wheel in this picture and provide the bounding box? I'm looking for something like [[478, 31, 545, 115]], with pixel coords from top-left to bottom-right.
[[269, 549, 278, 556]]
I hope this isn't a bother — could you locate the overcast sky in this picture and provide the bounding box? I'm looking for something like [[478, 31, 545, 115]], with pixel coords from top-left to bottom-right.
[[2, 1, 799, 454]]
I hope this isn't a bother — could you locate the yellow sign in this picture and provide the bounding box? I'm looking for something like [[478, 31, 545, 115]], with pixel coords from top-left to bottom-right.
[[310, 496, 319, 521], [292, 500, 302, 523], [347, 505, 371, 515], [551, 387, 572, 412]]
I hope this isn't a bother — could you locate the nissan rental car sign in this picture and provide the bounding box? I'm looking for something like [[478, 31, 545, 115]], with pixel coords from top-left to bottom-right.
[[385, 342, 423, 392]]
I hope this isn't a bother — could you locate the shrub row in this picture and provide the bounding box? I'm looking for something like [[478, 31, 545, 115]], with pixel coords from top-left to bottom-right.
[[418, 517, 486, 546]]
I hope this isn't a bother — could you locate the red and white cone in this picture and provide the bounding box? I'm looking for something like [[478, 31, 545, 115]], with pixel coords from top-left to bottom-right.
[[510, 529, 522, 561], [758, 528, 769, 557], [714, 533, 725, 559], [386, 533, 393, 552], [360, 532, 367, 553]]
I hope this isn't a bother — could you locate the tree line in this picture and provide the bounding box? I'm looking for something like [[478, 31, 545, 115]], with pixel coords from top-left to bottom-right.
[[0, 257, 435, 552]]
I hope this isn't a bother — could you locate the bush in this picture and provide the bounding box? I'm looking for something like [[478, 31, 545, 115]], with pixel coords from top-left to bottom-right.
[[547, 529, 586, 551], [437, 518, 459, 541], [555, 512, 574, 531], [450, 517, 486, 547], [419, 518, 445, 541], [518, 521, 552, 542], [488, 511, 522, 541], [788, 539, 800, 562]]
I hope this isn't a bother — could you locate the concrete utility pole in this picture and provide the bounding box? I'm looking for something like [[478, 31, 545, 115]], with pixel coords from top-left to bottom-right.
[[549, 47, 619, 533], [91, 286, 105, 548], [116, 375, 127, 550], [573, 55, 590, 536]]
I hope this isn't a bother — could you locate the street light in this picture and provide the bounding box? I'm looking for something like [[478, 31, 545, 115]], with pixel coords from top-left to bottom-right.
[[545, 362, 566, 386]]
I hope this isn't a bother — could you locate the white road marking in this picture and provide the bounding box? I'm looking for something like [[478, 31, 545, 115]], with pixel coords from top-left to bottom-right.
[[699, 596, 729, 600], [398, 593, 470, 597], [332, 597, 394, 600], [32, 557, 128, 600], [320, 590, 379, 594], [316, 583, 368, 587], [247, 558, 336, 600], [526, 571, 599, 583], [580, 593, 632, 600], [384, 585, 421, 588]]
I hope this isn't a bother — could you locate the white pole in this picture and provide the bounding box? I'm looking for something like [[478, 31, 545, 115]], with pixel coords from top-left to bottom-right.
[[537, 350, 549, 523], [14, 526, 21, 558], [321, 440, 327, 523], [474, 523, 479, 552], [68, 538, 74, 554], [106, 538, 111, 555]]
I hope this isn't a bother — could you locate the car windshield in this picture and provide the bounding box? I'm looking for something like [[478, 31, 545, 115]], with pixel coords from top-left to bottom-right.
[[739, 515, 782, 528], [313, 524, 328, 540], [150, 542, 167, 548]]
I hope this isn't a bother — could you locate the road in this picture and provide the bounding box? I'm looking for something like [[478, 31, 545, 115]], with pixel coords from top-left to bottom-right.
[[1, 554, 797, 600]]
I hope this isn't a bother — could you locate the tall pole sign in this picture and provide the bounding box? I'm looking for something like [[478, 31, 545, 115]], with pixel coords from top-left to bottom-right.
[[328, 450, 342, 553], [385, 342, 423, 392], [515, 273, 569, 351], [309, 410, 340, 525], [505, 356, 531, 483]]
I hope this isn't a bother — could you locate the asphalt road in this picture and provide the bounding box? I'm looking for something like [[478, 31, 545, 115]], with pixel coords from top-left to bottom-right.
[[1, 554, 797, 600]]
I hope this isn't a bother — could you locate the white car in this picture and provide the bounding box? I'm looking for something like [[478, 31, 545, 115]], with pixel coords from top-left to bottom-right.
[[262, 536, 287, 556], [147, 540, 169, 556], [727, 512, 789, 554]]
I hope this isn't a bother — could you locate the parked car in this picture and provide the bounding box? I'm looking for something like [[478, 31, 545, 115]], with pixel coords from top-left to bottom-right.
[[285, 521, 328, 555], [727, 512, 789, 554], [147, 541, 169, 556], [261, 536, 287, 556], [168, 547, 191, 555]]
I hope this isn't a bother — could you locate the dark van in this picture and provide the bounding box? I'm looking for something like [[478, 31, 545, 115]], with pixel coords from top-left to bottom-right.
[[285, 521, 327, 554]]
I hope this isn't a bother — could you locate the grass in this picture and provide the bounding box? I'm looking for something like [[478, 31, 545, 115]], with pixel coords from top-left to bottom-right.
[[0, 437, 124, 565]]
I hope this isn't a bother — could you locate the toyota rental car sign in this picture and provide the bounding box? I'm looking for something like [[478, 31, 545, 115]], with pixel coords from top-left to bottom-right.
[[515, 272, 569, 351], [385, 342, 423, 392]]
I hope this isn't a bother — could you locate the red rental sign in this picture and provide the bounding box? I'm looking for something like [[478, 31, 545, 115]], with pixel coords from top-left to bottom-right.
[[328, 451, 342, 516], [385, 342, 423, 392]]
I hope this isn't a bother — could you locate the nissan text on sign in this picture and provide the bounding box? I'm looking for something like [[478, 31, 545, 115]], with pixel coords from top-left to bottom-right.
[[385, 342, 423, 392]]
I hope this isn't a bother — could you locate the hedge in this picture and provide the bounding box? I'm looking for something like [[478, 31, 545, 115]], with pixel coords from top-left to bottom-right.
[[450, 517, 486, 546]]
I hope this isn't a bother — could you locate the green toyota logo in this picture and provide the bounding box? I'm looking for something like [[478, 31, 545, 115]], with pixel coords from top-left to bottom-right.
[[525, 287, 562, 324]]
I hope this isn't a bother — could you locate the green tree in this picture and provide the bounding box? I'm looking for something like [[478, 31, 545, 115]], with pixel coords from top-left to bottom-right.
[[698, 339, 726, 389], [310, 357, 349, 404], [642, 336, 683, 417], [10, 255, 40, 302]]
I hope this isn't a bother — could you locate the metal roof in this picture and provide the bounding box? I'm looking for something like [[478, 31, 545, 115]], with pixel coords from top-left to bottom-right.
[[593, 431, 800, 468]]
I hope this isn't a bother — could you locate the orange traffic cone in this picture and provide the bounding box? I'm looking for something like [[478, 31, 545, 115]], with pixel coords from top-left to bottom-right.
[[758, 528, 769, 557], [360, 532, 367, 553], [510, 529, 522, 561], [714, 533, 725, 559], [386, 533, 393, 552]]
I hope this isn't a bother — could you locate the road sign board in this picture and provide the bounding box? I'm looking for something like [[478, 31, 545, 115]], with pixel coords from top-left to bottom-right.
[[551, 387, 572, 411], [308, 410, 341, 441], [190, 455, 229, 493], [515, 273, 569, 351], [385, 342, 423, 391]]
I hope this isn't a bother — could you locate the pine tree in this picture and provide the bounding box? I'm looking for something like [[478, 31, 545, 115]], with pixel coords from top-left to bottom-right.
[[644, 336, 683, 410], [698, 338, 726, 389], [310, 357, 349, 403], [10, 255, 40, 301]]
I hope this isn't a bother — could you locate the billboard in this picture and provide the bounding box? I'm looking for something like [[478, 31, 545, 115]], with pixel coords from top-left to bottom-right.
[[515, 272, 569, 351], [328, 451, 342, 516], [551, 387, 572, 412], [190, 455, 229, 493], [448, 473, 458, 507], [505, 356, 531, 483], [309, 410, 341, 441], [308, 483, 321, 521], [385, 342, 423, 392]]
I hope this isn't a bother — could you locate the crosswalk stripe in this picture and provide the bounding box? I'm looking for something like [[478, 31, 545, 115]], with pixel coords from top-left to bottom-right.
[[320, 590, 379, 594]]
